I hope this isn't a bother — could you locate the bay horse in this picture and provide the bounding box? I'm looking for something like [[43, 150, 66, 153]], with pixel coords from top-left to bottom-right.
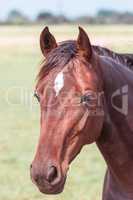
[[31, 27, 133, 200]]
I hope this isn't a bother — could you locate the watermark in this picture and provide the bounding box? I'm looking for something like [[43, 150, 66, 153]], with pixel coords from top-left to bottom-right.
[[111, 85, 128, 115], [4, 86, 38, 112], [1, 84, 129, 116]]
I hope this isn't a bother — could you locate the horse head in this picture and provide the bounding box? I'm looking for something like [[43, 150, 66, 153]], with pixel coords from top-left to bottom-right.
[[30, 27, 104, 194]]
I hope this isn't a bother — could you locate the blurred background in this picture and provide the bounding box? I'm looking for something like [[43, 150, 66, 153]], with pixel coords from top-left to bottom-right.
[[0, 1, 133, 200]]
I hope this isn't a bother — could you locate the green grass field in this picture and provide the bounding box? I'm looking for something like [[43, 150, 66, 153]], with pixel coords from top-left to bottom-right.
[[0, 24, 133, 200]]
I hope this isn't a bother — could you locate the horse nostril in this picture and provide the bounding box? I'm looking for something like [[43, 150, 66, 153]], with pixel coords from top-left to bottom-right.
[[34, 176, 39, 183], [46, 166, 58, 183], [30, 164, 32, 169], [34, 174, 42, 185]]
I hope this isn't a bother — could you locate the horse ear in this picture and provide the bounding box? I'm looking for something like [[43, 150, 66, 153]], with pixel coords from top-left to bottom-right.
[[40, 26, 57, 57], [77, 27, 92, 60]]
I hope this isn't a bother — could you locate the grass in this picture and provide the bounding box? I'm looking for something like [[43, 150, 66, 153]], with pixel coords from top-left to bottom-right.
[[0, 24, 133, 200]]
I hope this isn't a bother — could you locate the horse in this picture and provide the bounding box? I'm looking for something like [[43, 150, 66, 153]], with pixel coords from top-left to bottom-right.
[[30, 26, 133, 200]]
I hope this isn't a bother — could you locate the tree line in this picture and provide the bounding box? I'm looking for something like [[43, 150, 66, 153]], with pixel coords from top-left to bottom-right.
[[1, 9, 133, 25]]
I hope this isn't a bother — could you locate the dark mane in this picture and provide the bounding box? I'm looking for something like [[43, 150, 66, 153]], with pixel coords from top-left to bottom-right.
[[37, 41, 77, 84], [93, 45, 133, 69], [37, 41, 133, 85]]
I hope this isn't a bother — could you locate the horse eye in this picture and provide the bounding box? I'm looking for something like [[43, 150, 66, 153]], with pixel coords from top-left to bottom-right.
[[80, 95, 91, 104], [34, 92, 40, 102]]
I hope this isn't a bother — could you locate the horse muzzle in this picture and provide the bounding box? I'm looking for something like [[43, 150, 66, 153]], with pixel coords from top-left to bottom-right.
[[30, 163, 67, 194]]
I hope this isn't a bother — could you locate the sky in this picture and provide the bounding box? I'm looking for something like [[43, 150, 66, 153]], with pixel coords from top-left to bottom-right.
[[0, 0, 133, 19]]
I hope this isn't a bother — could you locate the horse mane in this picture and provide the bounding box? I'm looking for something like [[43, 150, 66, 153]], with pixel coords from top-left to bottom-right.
[[37, 41, 78, 85], [37, 40, 133, 86], [93, 45, 133, 70]]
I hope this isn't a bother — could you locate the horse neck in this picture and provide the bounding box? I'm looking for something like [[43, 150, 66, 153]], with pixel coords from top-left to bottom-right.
[[96, 56, 133, 190]]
